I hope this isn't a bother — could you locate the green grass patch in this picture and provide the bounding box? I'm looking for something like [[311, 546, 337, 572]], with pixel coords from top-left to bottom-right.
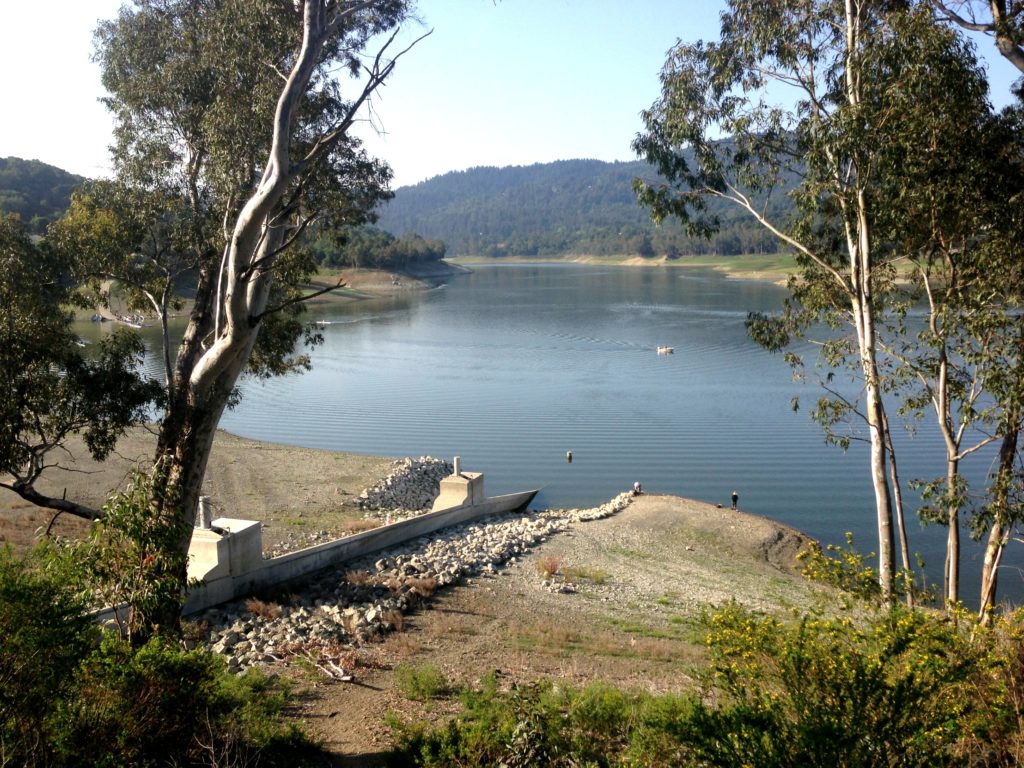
[[394, 663, 449, 702], [606, 545, 652, 561]]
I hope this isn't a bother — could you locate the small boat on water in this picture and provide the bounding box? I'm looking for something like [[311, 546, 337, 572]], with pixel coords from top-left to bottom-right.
[[657, 346, 674, 355]]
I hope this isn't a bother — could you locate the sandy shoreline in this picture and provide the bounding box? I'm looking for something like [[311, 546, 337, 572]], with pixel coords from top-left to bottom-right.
[[0, 427, 397, 554]]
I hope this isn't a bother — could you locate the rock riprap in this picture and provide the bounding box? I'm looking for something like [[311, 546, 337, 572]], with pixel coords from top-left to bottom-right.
[[357, 456, 452, 515], [197, 492, 634, 672]]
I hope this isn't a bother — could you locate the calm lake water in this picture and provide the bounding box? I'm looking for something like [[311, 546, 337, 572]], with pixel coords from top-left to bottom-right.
[[93, 263, 1021, 604]]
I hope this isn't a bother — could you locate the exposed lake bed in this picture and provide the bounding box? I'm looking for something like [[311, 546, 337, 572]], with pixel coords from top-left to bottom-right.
[[56, 261, 1024, 605]]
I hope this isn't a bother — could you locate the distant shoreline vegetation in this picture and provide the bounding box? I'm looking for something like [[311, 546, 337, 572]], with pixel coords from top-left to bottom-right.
[[376, 158, 791, 260], [446, 252, 799, 281]]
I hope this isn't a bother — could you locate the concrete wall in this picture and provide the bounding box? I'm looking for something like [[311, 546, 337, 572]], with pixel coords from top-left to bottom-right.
[[181, 487, 536, 615]]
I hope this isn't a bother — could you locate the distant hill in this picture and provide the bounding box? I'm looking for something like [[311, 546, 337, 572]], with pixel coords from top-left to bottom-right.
[[0, 157, 86, 233], [375, 158, 789, 258]]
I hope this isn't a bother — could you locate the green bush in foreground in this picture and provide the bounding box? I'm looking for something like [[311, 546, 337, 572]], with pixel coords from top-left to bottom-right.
[[0, 545, 96, 766], [0, 546, 321, 768], [388, 603, 1024, 767]]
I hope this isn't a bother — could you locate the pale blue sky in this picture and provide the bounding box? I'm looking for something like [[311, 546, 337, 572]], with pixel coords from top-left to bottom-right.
[[1, 1, 1019, 187]]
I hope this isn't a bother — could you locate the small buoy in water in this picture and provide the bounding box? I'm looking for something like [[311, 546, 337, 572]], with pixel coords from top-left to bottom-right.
[[566, 450, 573, 463]]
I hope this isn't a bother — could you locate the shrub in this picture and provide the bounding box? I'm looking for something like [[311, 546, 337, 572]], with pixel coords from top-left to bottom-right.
[[55, 635, 320, 767], [0, 547, 322, 767], [394, 662, 449, 701], [957, 610, 1024, 767], [536, 555, 562, 580], [685, 600, 976, 767], [0, 546, 95, 766], [388, 678, 693, 767], [53, 468, 195, 642]]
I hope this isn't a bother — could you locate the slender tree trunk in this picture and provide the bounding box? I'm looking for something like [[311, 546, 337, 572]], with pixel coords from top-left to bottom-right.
[[882, 408, 913, 605], [979, 426, 1019, 623], [841, 2, 895, 600], [944, 456, 961, 605], [852, 288, 896, 600]]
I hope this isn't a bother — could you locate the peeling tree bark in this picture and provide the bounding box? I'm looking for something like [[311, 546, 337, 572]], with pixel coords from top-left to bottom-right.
[[143, 1, 413, 633]]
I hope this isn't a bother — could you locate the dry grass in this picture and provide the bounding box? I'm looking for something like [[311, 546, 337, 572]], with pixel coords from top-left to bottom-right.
[[383, 608, 406, 632], [406, 577, 437, 599], [339, 519, 382, 535], [245, 598, 284, 620], [536, 555, 562, 580], [422, 610, 479, 638], [387, 632, 426, 658], [344, 569, 373, 587], [564, 564, 611, 585]]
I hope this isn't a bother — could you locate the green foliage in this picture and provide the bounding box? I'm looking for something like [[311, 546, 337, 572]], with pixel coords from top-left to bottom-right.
[[0, 215, 159, 514], [394, 662, 450, 701], [0, 546, 319, 767], [0, 546, 95, 766], [960, 611, 1024, 766], [56, 636, 318, 768], [388, 604, 1024, 768], [309, 224, 446, 270], [376, 159, 786, 258], [0, 156, 86, 234], [55, 468, 195, 642], [690, 601, 974, 768]]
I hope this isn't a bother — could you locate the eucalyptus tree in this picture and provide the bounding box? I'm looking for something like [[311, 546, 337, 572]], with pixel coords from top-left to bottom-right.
[[925, 0, 1024, 621], [929, 0, 1024, 72], [34, 0, 424, 634], [0, 216, 158, 520], [874, 88, 1024, 607], [633, 1, 1006, 600]]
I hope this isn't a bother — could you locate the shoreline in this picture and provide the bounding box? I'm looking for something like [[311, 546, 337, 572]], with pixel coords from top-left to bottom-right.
[[447, 253, 795, 285]]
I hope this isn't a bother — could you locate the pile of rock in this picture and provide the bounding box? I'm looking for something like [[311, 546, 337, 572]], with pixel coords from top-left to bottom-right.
[[540, 491, 635, 524], [197, 493, 635, 672], [357, 456, 452, 515], [263, 528, 334, 559]]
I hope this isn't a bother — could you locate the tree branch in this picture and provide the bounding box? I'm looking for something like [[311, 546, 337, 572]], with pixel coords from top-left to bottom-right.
[[1, 480, 103, 521], [251, 277, 348, 322]]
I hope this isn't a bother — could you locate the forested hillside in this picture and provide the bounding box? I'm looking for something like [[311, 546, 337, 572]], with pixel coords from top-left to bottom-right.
[[0, 157, 85, 233], [375, 158, 790, 258]]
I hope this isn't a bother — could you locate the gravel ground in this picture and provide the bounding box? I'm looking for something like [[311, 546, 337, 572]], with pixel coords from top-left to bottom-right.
[[286, 493, 822, 766]]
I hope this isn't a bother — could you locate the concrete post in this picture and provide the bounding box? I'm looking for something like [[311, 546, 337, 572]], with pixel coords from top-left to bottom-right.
[[453, 455, 462, 477], [198, 495, 213, 529]]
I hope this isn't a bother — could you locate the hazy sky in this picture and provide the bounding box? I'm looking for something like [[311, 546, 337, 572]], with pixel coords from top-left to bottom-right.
[[1, 1, 1019, 188]]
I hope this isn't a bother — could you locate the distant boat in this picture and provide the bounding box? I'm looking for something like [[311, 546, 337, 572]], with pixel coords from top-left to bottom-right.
[[657, 346, 674, 355], [315, 320, 332, 326]]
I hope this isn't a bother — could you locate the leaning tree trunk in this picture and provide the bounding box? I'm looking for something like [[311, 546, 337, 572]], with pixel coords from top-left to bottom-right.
[[882, 408, 914, 605], [979, 426, 1019, 623], [138, 0, 336, 637]]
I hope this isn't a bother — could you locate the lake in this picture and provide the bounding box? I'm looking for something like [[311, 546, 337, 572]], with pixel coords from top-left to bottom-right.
[[106, 263, 1021, 604]]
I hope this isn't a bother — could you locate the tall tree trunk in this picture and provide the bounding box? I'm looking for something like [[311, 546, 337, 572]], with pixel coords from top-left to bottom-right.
[[944, 457, 961, 605], [136, 0, 332, 636], [979, 426, 1019, 623], [852, 289, 896, 600], [882, 408, 913, 605]]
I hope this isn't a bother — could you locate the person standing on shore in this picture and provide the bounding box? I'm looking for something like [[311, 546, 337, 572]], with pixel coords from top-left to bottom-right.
[[731, 490, 738, 510]]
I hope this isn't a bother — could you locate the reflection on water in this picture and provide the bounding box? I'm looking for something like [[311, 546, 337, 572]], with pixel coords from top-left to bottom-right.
[[77, 263, 1021, 604]]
